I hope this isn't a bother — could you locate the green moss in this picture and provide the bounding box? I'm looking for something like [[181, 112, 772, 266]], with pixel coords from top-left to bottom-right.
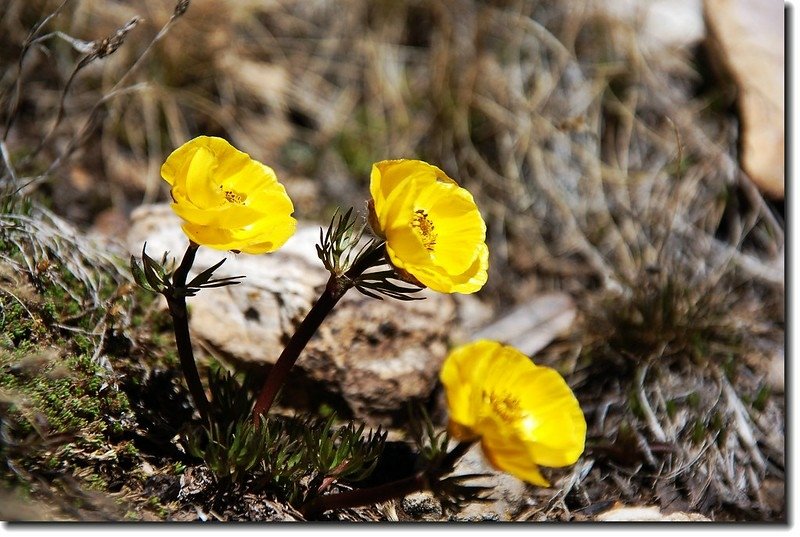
[[72, 335, 94, 355], [85, 473, 107, 491], [0, 348, 131, 436], [710, 412, 726, 446], [161, 350, 179, 368], [720, 354, 736, 382], [330, 106, 386, 180], [146, 496, 169, 518], [122, 442, 139, 457], [626, 389, 644, 420], [0, 300, 47, 347], [665, 399, 678, 419]]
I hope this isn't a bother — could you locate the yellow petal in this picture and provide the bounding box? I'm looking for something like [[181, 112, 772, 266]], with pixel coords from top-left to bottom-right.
[[426, 187, 486, 275], [379, 174, 425, 234], [480, 432, 550, 487], [516, 368, 587, 467], [182, 216, 297, 254], [183, 146, 225, 208], [440, 340, 500, 427], [400, 243, 488, 294], [180, 222, 234, 250], [171, 199, 264, 229], [385, 226, 430, 270], [235, 216, 298, 254], [370, 160, 454, 216], [246, 182, 295, 216], [220, 160, 279, 193]]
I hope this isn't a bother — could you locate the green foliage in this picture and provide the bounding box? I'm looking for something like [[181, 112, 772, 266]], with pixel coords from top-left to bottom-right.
[[187, 416, 299, 488], [185, 369, 387, 506], [331, 106, 384, 179], [316, 207, 370, 276], [317, 207, 422, 300], [406, 404, 493, 512], [0, 212, 142, 508], [130, 244, 242, 299], [588, 266, 747, 372], [408, 404, 450, 468], [0, 299, 47, 348], [303, 414, 386, 483], [0, 346, 131, 435]]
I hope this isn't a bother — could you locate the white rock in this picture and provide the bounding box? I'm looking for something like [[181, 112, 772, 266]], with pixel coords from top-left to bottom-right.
[[596, 505, 711, 521]]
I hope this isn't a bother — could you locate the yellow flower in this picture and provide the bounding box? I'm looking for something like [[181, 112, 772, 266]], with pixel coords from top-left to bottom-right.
[[161, 136, 296, 254], [439, 340, 586, 486], [368, 159, 488, 294]]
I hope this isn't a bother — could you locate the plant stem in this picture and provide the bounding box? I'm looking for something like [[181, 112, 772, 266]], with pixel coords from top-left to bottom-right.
[[251, 273, 345, 422], [166, 242, 210, 422], [300, 440, 474, 518], [303, 473, 428, 518], [251, 244, 386, 422]]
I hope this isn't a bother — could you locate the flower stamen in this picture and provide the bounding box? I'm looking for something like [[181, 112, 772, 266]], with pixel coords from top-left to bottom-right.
[[411, 209, 437, 251], [485, 390, 522, 423], [224, 189, 246, 204]]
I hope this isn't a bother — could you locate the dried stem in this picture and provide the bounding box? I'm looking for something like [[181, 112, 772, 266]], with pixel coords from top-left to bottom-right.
[[43, 2, 190, 175], [2, 0, 71, 142], [634, 362, 667, 443]]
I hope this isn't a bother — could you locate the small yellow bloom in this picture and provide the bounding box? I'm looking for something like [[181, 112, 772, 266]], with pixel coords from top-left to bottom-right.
[[368, 159, 488, 294], [161, 136, 296, 254], [439, 340, 586, 486]]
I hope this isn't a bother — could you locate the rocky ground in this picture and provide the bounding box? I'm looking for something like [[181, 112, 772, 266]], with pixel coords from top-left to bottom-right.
[[0, 0, 785, 523]]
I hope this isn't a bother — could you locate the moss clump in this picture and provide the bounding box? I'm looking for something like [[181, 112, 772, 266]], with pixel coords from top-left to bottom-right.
[[0, 299, 48, 349], [0, 346, 132, 436]]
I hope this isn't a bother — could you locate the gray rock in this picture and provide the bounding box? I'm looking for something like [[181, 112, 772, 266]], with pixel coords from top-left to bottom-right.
[[401, 491, 442, 521], [126, 204, 455, 421]]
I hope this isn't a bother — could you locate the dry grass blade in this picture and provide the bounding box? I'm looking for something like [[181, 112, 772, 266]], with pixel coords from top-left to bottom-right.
[[28, 17, 142, 161], [1, 0, 71, 142]]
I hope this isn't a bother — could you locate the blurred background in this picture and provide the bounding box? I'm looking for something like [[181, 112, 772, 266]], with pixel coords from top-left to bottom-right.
[[0, 0, 785, 522]]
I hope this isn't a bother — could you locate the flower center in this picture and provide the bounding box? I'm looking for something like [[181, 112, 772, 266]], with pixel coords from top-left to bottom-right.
[[222, 187, 247, 205], [411, 209, 437, 251], [484, 390, 522, 424]]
